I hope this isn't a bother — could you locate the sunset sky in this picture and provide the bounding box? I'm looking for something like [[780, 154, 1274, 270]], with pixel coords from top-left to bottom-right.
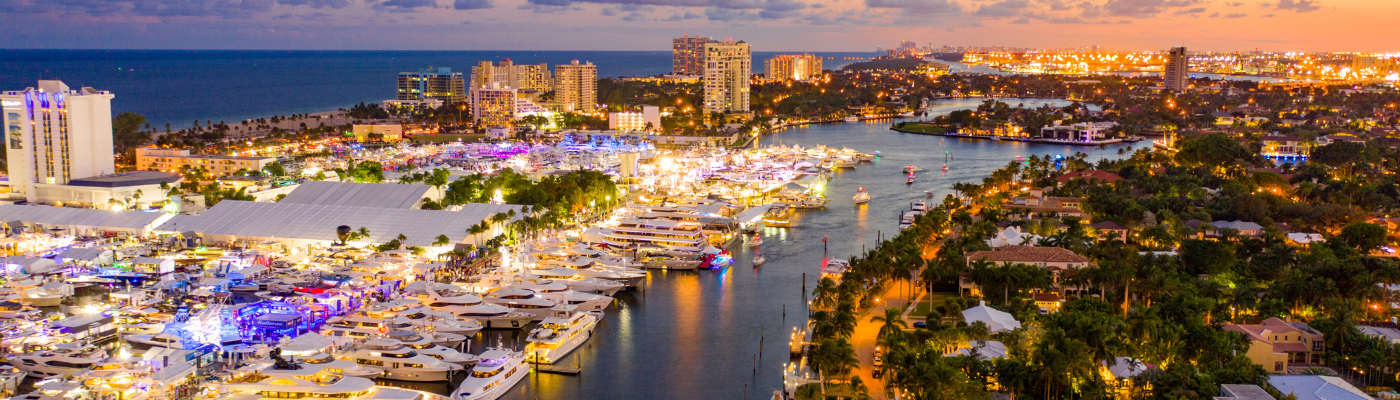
[[2, 0, 1395, 52]]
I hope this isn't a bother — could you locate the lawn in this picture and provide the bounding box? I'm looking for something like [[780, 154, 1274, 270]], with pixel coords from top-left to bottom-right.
[[795, 383, 871, 400], [909, 292, 954, 319], [895, 123, 947, 135]]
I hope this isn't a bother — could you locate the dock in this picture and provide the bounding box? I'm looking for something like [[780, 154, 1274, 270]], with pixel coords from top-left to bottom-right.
[[534, 364, 582, 375]]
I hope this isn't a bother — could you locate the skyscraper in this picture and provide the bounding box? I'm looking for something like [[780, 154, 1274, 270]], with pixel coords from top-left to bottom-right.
[[1164, 47, 1189, 93], [554, 60, 597, 113], [764, 54, 823, 83], [397, 67, 466, 103], [471, 60, 551, 92], [703, 40, 751, 113], [672, 35, 710, 76], [470, 83, 517, 128], [1, 80, 117, 198]]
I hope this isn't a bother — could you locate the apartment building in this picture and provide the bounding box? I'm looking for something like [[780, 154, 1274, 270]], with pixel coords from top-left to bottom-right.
[[136, 147, 277, 178], [397, 67, 466, 103], [703, 40, 751, 113]]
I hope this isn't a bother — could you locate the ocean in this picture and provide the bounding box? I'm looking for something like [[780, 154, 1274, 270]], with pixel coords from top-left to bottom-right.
[[0, 49, 876, 130]]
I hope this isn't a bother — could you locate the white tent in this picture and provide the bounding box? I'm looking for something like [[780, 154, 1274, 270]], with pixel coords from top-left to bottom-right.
[[128, 257, 175, 275], [944, 340, 1009, 361], [57, 247, 115, 265], [0, 256, 57, 275], [961, 301, 1022, 333]]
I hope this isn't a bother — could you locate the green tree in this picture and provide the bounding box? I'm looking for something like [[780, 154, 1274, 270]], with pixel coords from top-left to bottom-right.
[[1335, 222, 1388, 253], [113, 112, 152, 153]]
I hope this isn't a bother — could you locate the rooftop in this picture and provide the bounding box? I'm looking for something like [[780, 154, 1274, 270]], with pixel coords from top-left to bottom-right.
[[279, 181, 432, 209], [67, 171, 181, 188], [965, 245, 1090, 264]]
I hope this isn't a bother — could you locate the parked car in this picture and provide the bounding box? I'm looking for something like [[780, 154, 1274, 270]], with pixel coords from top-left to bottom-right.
[[912, 321, 927, 329]]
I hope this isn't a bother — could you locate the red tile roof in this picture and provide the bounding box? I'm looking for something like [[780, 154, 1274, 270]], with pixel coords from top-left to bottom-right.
[[1056, 170, 1122, 184], [965, 246, 1089, 264]]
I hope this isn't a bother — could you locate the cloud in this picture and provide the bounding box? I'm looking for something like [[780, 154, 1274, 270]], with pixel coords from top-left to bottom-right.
[[1172, 6, 1203, 15], [1223, 11, 1245, 17], [453, 0, 492, 9], [1011, 16, 1029, 23], [1048, 16, 1086, 23], [375, 0, 437, 10], [621, 10, 645, 19], [517, 3, 581, 12], [276, 0, 349, 8], [974, 0, 1029, 17], [1041, 0, 1071, 11], [1226, 1, 1242, 5], [600, 6, 618, 14], [1209, 11, 1218, 16], [1273, 0, 1318, 12], [704, 6, 758, 20], [1100, 0, 1200, 18], [663, 10, 701, 19], [864, 0, 960, 15]]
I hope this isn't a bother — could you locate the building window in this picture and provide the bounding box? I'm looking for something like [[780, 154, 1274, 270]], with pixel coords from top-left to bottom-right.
[[1274, 362, 1284, 372]]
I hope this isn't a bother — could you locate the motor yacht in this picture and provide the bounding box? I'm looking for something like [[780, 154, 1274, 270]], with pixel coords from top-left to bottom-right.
[[223, 361, 383, 399], [125, 332, 190, 350], [637, 254, 702, 270], [524, 306, 598, 364], [911, 201, 927, 214], [436, 304, 535, 329], [482, 288, 556, 320], [450, 348, 527, 400], [843, 116, 859, 123], [511, 280, 613, 311], [266, 352, 385, 379], [525, 269, 623, 296], [384, 330, 479, 366], [853, 188, 871, 204], [822, 260, 850, 281], [339, 338, 462, 381], [8, 343, 107, 379], [0, 301, 42, 320]]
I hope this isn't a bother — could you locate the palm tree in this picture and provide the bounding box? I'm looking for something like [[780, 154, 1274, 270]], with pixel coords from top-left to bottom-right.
[[811, 277, 840, 311], [870, 307, 908, 345], [432, 234, 451, 247]]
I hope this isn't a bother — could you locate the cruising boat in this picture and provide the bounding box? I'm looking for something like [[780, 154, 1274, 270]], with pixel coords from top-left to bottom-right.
[[8, 343, 107, 379], [384, 330, 479, 366], [125, 332, 190, 350], [222, 360, 405, 400], [524, 306, 598, 364], [581, 218, 708, 252], [853, 187, 871, 204], [451, 348, 526, 400], [340, 338, 462, 381]]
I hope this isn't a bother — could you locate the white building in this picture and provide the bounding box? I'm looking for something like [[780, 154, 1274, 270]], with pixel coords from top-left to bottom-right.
[[609, 106, 660, 132], [703, 40, 751, 113], [2, 80, 117, 201], [1039, 121, 1117, 142]]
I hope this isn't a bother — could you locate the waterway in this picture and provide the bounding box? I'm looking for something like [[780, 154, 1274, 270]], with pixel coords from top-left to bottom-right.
[[420, 98, 1153, 400]]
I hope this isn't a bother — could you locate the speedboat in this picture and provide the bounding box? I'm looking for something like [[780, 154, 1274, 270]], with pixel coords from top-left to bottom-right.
[[451, 348, 527, 400], [524, 306, 598, 364], [843, 116, 859, 123], [853, 187, 871, 204], [751, 233, 763, 246], [340, 338, 462, 381], [125, 332, 190, 349], [753, 253, 767, 266], [903, 165, 919, 174], [906, 175, 916, 185]]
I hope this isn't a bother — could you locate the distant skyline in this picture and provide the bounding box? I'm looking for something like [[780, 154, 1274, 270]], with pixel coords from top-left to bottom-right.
[[1, 0, 1395, 52]]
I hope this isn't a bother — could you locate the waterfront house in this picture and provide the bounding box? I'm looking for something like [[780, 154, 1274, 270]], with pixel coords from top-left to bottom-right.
[[1261, 135, 1311, 157], [1224, 317, 1324, 373], [964, 246, 1091, 270], [1003, 195, 1088, 219], [1266, 375, 1371, 400], [1039, 121, 1116, 142], [1031, 292, 1062, 313], [1211, 220, 1264, 237]]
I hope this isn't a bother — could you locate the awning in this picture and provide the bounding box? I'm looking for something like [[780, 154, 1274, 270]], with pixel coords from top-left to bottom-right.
[[731, 204, 773, 224], [151, 361, 196, 385]]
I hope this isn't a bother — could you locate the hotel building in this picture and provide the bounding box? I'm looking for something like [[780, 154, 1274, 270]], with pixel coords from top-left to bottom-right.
[[471, 60, 552, 92], [1164, 47, 1189, 93], [764, 54, 823, 82], [609, 106, 661, 131], [703, 40, 751, 113], [397, 67, 466, 103], [136, 147, 277, 177], [471, 83, 517, 128], [554, 60, 598, 113], [672, 35, 710, 76]]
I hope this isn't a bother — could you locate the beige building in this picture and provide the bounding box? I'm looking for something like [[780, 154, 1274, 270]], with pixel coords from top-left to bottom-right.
[[471, 60, 551, 92], [764, 54, 822, 82], [1225, 318, 1324, 373], [703, 40, 751, 113], [609, 106, 661, 131], [471, 83, 518, 128], [1164, 47, 1188, 93], [351, 124, 403, 142], [136, 147, 277, 178], [554, 60, 597, 113], [672, 35, 710, 76], [397, 67, 465, 104]]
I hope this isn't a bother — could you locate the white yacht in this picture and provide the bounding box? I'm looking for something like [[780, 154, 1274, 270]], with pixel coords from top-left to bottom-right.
[[223, 362, 385, 400], [285, 352, 385, 379], [853, 187, 871, 204], [511, 280, 613, 311], [0, 301, 42, 320], [340, 338, 462, 381], [911, 201, 927, 214], [450, 348, 527, 400], [8, 344, 106, 378], [436, 304, 536, 329], [125, 332, 190, 349], [482, 288, 556, 320], [527, 268, 624, 296], [843, 116, 860, 123], [384, 330, 479, 366], [524, 306, 598, 364], [581, 218, 708, 252]]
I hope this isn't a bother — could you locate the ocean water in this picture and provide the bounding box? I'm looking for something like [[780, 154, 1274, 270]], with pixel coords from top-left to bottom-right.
[[0, 49, 875, 129]]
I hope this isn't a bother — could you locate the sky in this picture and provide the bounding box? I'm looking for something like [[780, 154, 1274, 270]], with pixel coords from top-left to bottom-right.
[[1, 0, 1396, 52]]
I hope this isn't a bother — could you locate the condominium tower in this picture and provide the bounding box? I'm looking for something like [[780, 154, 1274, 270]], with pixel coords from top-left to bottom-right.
[[672, 35, 710, 76], [554, 60, 598, 113], [1164, 47, 1189, 93], [470, 60, 552, 92], [470, 83, 517, 128], [764, 54, 823, 83], [397, 67, 466, 103], [2, 80, 116, 195], [703, 40, 751, 113]]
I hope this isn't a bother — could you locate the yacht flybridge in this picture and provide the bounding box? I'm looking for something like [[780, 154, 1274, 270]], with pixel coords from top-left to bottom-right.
[[339, 338, 462, 381], [450, 348, 527, 400], [524, 305, 598, 364]]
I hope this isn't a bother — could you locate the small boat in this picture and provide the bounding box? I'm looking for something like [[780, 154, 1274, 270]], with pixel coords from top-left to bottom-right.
[[941, 165, 948, 171], [751, 233, 763, 246], [924, 191, 934, 198], [843, 116, 859, 123], [902, 165, 918, 174], [906, 175, 916, 185], [753, 254, 766, 266], [899, 111, 915, 118], [853, 187, 871, 204]]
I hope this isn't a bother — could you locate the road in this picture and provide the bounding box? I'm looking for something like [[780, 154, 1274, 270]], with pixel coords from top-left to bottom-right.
[[849, 279, 919, 399]]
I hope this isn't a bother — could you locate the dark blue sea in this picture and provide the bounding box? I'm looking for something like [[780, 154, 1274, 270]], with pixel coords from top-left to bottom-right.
[[0, 49, 876, 129]]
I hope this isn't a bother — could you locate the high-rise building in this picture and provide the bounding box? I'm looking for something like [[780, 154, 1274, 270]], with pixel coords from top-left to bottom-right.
[[764, 54, 823, 83], [554, 60, 597, 113], [703, 40, 751, 113], [470, 83, 517, 128], [2, 80, 116, 194], [397, 67, 466, 103], [672, 35, 710, 76], [1164, 47, 1189, 93], [470, 60, 551, 92]]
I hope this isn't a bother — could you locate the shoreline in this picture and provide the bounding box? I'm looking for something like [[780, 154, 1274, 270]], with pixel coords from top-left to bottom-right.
[[889, 125, 1138, 146]]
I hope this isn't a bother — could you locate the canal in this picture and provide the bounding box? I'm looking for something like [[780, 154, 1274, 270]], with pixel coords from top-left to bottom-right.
[[457, 98, 1154, 400]]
